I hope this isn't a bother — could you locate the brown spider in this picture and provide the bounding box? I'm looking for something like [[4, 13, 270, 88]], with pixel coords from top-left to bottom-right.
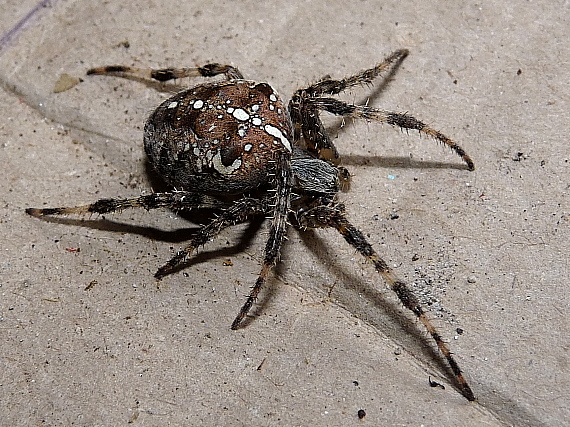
[[26, 49, 476, 401]]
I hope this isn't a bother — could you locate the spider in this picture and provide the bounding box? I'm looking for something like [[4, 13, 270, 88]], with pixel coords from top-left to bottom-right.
[[26, 49, 476, 401]]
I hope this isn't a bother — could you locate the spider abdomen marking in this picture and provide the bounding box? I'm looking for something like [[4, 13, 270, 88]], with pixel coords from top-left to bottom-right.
[[144, 80, 293, 195]]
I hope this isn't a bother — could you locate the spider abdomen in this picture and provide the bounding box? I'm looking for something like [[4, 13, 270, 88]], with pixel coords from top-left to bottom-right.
[[144, 80, 293, 195]]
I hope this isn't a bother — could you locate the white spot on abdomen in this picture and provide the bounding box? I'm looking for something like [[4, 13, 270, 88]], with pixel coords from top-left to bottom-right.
[[264, 124, 292, 152], [232, 108, 250, 121]]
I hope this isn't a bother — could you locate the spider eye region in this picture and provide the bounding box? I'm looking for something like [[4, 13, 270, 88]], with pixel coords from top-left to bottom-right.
[[144, 80, 292, 195]]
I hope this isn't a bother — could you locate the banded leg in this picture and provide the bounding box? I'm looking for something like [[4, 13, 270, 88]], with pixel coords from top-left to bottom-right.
[[304, 49, 409, 97], [231, 152, 292, 329], [309, 98, 475, 170], [298, 203, 476, 401], [87, 63, 244, 83], [25, 191, 223, 217], [155, 196, 270, 279]]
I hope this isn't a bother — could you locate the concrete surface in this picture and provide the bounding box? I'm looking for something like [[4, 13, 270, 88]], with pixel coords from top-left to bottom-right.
[[1, 1, 568, 426]]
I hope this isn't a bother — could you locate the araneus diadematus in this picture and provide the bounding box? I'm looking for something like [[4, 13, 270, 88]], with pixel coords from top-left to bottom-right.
[[27, 49, 476, 401]]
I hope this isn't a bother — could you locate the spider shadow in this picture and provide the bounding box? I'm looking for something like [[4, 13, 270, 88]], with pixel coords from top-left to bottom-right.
[[32, 214, 198, 243], [296, 227, 464, 396], [36, 211, 262, 251], [156, 217, 265, 278], [340, 154, 471, 171]]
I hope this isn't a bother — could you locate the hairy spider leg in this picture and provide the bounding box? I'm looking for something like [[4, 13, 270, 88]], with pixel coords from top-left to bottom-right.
[[309, 97, 475, 170], [231, 151, 292, 329], [25, 192, 224, 217], [289, 49, 409, 164], [298, 203, 476, 401], [87, 63, 244, 82], [154, 196, 270, 279], [305, 49, 409, 97]]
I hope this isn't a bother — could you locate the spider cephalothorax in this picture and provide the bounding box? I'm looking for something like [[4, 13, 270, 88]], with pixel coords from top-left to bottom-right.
[[27, 49, 476, 401]]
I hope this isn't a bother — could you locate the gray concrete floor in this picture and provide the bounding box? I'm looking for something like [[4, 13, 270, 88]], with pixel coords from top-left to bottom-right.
[[1, 1, 568, 426]]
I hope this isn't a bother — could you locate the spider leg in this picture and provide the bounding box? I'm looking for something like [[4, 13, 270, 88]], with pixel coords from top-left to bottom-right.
[[87, 63, 244, 83], [309, 97, 475, 170], [298, 203, 476, 401], [25, 191, 223, 217], [154, 196, 271, 279], [231, 152, 292, 330], [292, 102, 341, 165], [304, 49, 409, 97]]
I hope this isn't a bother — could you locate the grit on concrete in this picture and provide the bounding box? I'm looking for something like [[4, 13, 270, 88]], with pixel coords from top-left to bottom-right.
[[1, 1, 568, 426]]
